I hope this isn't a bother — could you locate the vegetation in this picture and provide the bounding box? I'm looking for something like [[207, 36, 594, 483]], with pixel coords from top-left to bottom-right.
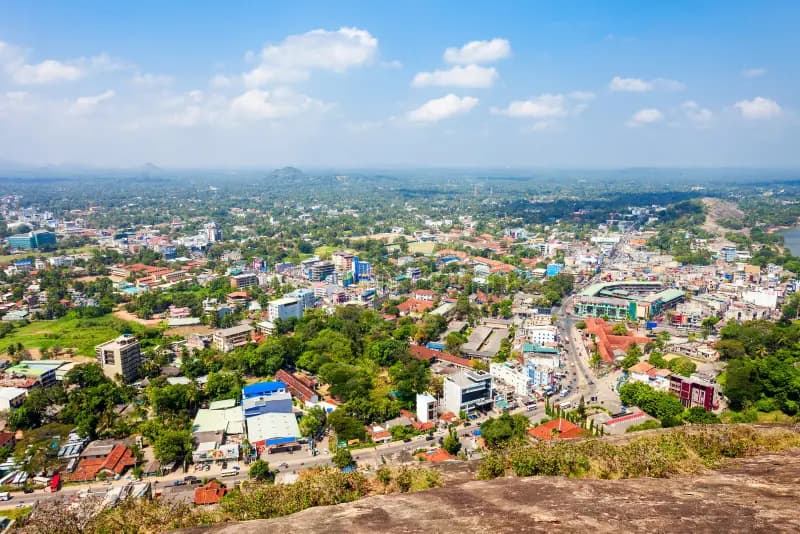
[[478, 425, 800, 481]]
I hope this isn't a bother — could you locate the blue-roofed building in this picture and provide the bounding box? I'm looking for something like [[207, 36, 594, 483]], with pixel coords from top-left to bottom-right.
[[545, 263, 563, 277], [242, 381, 287, 399], [242, 381, 292, 418]]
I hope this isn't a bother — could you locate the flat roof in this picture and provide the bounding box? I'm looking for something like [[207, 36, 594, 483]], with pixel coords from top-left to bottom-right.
[[246, 412, 301, 444], [192, 407, 244, 435], [242, 381, 286, 398], [579, 280, 662, 297], [0, 387, 28, 400]]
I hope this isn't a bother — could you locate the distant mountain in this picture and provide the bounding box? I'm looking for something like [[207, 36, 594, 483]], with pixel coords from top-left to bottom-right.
[[269, 166, 305, 181]]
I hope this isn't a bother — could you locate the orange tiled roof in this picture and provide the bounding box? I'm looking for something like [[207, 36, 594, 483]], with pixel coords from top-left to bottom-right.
[[194, 481, 229, 505], [527, 418, 587, 441]]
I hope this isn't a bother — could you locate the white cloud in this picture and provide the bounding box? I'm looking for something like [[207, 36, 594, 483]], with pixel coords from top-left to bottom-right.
[[69, 90, 115, 115], [210, 74, 234, 89], [443, 38, 511, 64], [13, 59, 83, 84], [741, 67, 766, 78], [734, 96, 782, 119], [493, 92, 594, 121], [681, 101, 713, 125], [243, 27, 378, 87], [609, 76, 685, 92], [412, 64, 497, 88], [132, 72, 174, 87], [0, 40, 128, 85], [626, 108, 663, 127], [407, 94, 478, 122], [230, 88, 327, 120]]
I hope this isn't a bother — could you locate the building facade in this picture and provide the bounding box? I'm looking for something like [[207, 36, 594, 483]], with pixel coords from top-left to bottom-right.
[[95, 335, 142, 383]]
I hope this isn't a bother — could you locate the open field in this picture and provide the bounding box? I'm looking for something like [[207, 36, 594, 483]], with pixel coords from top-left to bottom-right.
[[0, 315, 124, 356], [0, 245, 97, 264]]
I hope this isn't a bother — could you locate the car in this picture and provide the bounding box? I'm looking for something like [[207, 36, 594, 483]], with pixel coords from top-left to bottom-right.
[[279, 462, 289, 468], [403, 438, 412, 443], [172, 480, 186, 487], [232, 466, 240, 471], [183, 476, 197, 482], [221, 461, 228, 469], [425, 435, 434, 441]]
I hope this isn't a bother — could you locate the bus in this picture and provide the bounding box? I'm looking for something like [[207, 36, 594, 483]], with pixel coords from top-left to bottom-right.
[[221, 469, 237, 477]]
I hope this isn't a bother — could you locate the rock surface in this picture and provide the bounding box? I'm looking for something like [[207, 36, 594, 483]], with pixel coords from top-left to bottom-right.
[[186, 450, 800, 533]]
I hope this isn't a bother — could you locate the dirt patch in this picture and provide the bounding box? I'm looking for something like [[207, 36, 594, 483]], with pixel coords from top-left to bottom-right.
[[113, 309, 161, 327], [164, 324, 214, 337], [189, 448, 800, 533], [702, 197, 747, 236]]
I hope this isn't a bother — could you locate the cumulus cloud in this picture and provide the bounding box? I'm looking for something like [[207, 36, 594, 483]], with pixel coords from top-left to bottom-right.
[[741, 67, 766, 78], [69, 90, 115, 115], [443, 38, 511, 64], [412, 64, 497, 88], [681, 101, 713, 125], [609, 76, 685, 92], [230, 88, 327, 120], [492, 92, 594, 127], [132, 72, 174, 87], [626, 108, 663, 127], [734, 96, 782, 119], [243, 27, 378, 87], [407, 94, 478, 122], [0, 40, 127, 84]]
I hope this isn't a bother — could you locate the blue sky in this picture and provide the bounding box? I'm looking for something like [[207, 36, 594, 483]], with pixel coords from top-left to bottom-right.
[[0, 1, 798, 168]]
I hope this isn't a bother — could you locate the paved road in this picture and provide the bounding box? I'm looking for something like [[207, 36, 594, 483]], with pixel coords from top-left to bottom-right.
[[0, 426, 477, 509]]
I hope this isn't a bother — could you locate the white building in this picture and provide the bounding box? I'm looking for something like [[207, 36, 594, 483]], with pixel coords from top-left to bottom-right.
[[0, 387, 27, 411], [490, 362, 531, 396], [518, 324, 557, 345], [267, 297, 303, 322], [442, 370, 493, 416], [416, 393, 437, 423]]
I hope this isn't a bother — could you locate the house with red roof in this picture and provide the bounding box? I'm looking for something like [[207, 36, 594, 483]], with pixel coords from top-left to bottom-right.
[[194, 480, 229, 505], [583, 317, 650, 364], [397, 298, 435, 316], [69, 443, 136, 482], [528, 418, 588, 442]]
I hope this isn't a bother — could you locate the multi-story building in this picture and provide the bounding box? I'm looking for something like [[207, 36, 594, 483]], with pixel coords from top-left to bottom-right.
[[332, 251, 355, 272], [309, 261, 335, 282], [230, 272, 258, 289], [416, 393, 437, 423], [0, 387, 27, 411], [267, 297, 303, 322], [95, 335, 142, 383], [211, 324, 252, 352], [242, 382, 292, 417], [442, 370, 493, 416], [7, 230, 57, 250], [490, 362, 531, 396], [285, 288, 315, 310], [518, 324, 557, 345], [204, 222, 221, 243], [669, 375, 718, 411]]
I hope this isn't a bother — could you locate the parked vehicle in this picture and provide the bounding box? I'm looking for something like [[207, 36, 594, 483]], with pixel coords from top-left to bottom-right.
[[0, 492, 11, 501]]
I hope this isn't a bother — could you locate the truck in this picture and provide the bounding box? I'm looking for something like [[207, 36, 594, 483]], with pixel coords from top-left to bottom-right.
[[0, 492, 10, 501]]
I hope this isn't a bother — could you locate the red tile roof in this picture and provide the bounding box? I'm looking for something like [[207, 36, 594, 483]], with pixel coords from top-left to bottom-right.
[[417, 448, 455, 463], [527, 418, 588, 441], [194, 481, 229, 505], [409, 344, 472, 368], [584, 318, 650, 364], [397, 298, 435, 314], [69, 445, 136, 481], [275, 369, 317, 403]]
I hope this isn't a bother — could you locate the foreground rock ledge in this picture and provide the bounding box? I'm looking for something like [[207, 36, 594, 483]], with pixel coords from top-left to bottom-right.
[[184, 449, 800, 533]]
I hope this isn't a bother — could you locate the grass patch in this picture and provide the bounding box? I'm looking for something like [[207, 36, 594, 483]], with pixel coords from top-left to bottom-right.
[[0, 315, 125, 356], [0, 506, 33, 522]]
